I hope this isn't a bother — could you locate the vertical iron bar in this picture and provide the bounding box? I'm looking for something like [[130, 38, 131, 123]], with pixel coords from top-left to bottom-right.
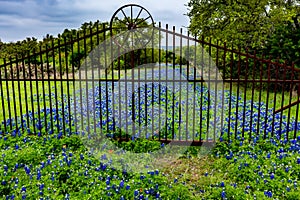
[[213, 41, 218, 141], [77, 32, 84, 136], [151, 28, 155, 139], [178, 28, 183, 141], [257, 57, 264, 138], [52, 38, 60, 135], [123, 41, 128, 138], [172, 26, 176, 140], [28, 52, 36, 134], [111, 27, 116, 134], [89, 27, 97, 136], [16, 57, 24, 132], [158, 22, 162, 141], [221, 42, 226, 141], [21, 55, 30, 132], [96, 24, 103, 135], [228, 44, 234, 139], [70, 34, 76, 135], [279, 62, 287, 139], [63, 36, 72, 135], [165, 24, 169, 141], [294, 72, 300, 138], [192, 33, 197, 141], [46, 43, 54, 134], [200, 36, 204, 141], [242, 50, 249, 141], [249, 51, 257, 140], [58, 37, 66, 136], [27, 51, 36, 134], [185, 31, 190, 141], [105, 28, 109, 133], [263, 60, 271, 138], [4, 59, 13, 131], [131, 5, 133, 24], [9, 57, 19, 133], [131, 50, 135, 139], [271, 60, 280, 137], [234, 48, 241, 139], [0, 61, 7, 133], [286, 63, 295, 139], [137, 50, 141, 138], [33, 49, 42, 135], [117, 31, 122, 138], [207, 38, 212, 141], [83, 29, 90, 136], [144, 44, 148, 139], [39, 46, 47, 135]]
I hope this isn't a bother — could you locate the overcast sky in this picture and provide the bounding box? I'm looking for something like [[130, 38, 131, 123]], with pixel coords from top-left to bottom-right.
[[0, 0, 190, 43]]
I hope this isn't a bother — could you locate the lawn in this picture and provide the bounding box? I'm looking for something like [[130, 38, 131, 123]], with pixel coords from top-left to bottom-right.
[[0, 80, 74, 123], [224, 82, 300, 120]]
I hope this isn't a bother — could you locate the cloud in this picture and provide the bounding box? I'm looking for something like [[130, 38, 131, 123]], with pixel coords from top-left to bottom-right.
[[0, 0, 189, 42]]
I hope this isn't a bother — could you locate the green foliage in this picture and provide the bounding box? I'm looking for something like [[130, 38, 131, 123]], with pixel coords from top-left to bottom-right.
[[187, 0, 300, 49], [0, 37, 39, 59], [69, 51, 86, 69], [262, 21, 300, 67], [105, 129, 162, 153], [0, 131, 199, 199], [111, 139, 162, 153], [187, 0, 300, 90]]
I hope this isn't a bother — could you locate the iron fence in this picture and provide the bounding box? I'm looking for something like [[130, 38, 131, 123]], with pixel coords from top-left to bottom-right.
[[1, 12, 300, 145]]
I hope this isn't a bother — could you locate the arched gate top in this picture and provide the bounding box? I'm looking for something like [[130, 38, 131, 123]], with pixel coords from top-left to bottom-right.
[[110, 4, 155, 32]]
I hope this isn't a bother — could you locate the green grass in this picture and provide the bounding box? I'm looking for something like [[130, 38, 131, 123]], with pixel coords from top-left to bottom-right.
[[1, 72, 300, 126], [160, 139, 300, 199], [0, 68, 141, 123], [0, 80, 74, 122], [223, 82, 300, 120]]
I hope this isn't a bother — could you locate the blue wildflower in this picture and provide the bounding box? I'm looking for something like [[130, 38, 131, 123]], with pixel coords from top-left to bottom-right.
[[221, 190, 226, 199], [134, 190, 139, 196]]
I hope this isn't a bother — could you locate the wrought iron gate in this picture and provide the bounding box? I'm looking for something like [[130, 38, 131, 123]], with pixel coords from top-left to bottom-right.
[[0, 4, 300, 146]]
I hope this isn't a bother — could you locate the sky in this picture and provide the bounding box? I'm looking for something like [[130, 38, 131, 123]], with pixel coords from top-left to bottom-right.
[[0, 0, 190, 43]]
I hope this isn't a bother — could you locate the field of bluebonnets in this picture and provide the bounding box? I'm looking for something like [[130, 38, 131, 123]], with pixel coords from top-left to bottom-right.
[[1, 66, 300, 199]]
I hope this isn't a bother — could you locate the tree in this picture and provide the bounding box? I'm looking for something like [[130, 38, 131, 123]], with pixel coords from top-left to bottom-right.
[[262, 14, 300, 65], [187, 0, 300, 50], [187, 0, 300, 94]]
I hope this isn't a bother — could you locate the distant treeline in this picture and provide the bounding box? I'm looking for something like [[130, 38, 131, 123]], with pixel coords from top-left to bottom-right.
[[0, 18, 299, 93]]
